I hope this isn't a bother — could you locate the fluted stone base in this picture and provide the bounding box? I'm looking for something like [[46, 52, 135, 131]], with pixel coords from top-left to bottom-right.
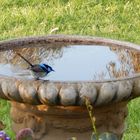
[[10, 101, 128, 140]]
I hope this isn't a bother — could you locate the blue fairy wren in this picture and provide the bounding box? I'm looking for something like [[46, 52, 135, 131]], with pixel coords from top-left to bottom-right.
[[16, 53, 54, 80]]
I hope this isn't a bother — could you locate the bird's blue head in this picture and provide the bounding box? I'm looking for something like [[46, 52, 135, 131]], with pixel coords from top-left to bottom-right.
[[39, 63, 54, 74]]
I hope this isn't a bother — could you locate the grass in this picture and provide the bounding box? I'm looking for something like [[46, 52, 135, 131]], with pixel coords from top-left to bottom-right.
[[123, 98, 140, 140], [0, 100, 15, 138], [0, 0, 140, 139]]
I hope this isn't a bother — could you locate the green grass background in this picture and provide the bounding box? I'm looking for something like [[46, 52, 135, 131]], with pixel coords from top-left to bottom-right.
[[0, 0, 140, 139]]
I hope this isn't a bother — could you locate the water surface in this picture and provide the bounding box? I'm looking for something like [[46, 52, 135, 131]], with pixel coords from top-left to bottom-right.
[[0, 45, 138, 81]]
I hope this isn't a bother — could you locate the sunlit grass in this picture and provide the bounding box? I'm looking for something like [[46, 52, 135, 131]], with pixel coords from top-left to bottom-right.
[[0, 100, 15, 139], [0, 0, 140, 43], [0, 0, 140, 139], [123, 98, 140, 140]]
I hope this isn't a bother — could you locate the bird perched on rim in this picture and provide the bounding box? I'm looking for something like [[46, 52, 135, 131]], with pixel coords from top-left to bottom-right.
[[16, 53, 54, 80]]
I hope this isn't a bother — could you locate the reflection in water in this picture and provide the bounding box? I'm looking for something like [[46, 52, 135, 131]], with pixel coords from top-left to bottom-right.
[[106, 47, 134, 79], [0, 45, 138, 81]]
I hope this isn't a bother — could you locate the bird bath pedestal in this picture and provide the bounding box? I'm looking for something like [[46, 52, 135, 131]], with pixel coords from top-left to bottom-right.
[[0, 35, 140, 140]]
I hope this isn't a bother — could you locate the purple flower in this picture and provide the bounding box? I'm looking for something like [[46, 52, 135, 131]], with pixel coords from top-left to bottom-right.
[[0, 131, 6, 135], [0, 131, 11, 140], [0, 131, 6, 139], [5, 137, 11, 140]]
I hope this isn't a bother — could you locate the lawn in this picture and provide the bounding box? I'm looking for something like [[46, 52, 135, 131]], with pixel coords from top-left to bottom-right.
[[0, 0, 140, 139]]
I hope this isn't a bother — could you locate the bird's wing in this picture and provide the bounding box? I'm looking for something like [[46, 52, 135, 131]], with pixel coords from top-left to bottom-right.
[[31, 65, 44, 72]]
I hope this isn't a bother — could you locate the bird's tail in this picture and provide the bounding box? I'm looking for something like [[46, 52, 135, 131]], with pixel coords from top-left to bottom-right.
[[16, 53, 33, 67]]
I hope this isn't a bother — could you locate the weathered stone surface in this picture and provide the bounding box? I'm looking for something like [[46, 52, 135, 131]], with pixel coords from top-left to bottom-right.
[[38, 83, 59, 104], [59, 85, 77, 106], [0, 35, 140, 106], [133, 79, 140, 97], [116, 81, 132, 101], [0, 79, 7, 99], [18, 81, 40, 104], [96, 83, 117, 105], [0, 77, 139, 107], [78, 83, 97, 105], [10, 101, 127, 140], [1, 79, 22, 102]]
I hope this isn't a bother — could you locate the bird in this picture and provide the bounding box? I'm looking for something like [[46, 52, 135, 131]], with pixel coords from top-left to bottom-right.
[[16, 53, 54, 80]]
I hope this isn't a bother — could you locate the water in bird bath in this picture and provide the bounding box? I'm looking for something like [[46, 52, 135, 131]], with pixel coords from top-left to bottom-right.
[[0, 45, 139, 81]]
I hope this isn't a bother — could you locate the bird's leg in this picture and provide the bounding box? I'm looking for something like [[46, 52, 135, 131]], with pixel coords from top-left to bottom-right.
[[35, 77, 40, 80]]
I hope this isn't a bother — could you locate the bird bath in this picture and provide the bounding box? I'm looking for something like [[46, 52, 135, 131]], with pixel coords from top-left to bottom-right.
[[0, 35, 140, 140]]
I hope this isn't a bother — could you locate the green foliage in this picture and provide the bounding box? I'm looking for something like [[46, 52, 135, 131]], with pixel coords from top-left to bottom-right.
[[0, 0, 140, 43], [85, 97, 98, 139], [0, 100, 15, 139], [123, 98, 140, 140], [85, 97, 118, 140]]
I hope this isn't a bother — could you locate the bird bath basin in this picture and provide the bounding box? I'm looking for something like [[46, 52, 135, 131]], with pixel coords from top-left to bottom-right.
[[0, 35, 140, 140]]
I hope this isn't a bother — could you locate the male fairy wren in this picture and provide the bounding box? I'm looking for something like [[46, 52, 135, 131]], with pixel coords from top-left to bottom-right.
[[16, 53, 54, 80]]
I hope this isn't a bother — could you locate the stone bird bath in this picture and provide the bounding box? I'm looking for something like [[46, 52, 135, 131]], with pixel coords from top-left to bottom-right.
[[0, 35, 140, 140]]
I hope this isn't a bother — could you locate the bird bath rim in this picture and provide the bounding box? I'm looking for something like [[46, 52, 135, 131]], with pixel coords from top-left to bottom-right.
[[0, 35, 140, 107], [0, 34, 140, 83]]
